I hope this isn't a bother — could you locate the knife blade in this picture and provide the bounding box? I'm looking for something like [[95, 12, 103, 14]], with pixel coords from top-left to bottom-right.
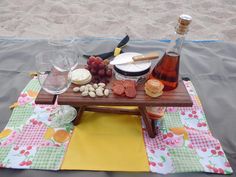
[[110, 52, 159, 65]]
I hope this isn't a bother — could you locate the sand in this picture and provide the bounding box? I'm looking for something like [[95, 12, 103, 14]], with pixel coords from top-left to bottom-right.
[[0, 0, 236, 41]]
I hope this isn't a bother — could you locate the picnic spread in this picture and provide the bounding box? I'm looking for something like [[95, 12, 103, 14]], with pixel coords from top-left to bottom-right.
[[0, 36, 236, 177]]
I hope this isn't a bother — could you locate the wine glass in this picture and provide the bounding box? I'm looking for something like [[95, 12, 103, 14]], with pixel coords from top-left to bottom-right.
[[36, 50, 77, 127], [48, 32, 78, 71], [52, 48, 78, 72]]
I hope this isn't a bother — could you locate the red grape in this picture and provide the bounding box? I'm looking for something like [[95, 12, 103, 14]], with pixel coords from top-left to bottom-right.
[[96, 57, 103, 62], [90, 56, 96, 60], [90, 61, 98, 69], [86, 57, 112, 83], [93, 75, 99, 80], [98, 69, 105, 76], [92, 57, 102, 65], [90, 68, 97, 75], [88, 56, 96, 65], [106, 68, 112, 77], [98, 63, 105, 69]]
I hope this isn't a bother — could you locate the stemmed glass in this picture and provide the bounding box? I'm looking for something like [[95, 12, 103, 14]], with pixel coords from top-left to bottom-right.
[[36, 50, 77, 127], [48, 38, 79, 71]]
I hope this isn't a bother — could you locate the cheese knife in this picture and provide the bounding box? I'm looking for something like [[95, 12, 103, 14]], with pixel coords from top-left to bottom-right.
[[110, 52, 159, 65]]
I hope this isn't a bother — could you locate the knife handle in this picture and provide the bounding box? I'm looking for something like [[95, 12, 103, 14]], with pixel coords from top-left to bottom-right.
[[132, 52, 159, 62]]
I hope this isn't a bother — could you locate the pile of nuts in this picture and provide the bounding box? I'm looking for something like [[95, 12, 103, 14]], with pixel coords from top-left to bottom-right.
[[73, 83, 110, 98]]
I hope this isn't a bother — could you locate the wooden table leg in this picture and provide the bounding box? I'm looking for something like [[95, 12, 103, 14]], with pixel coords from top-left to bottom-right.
[[139, 106, 156, 138], [73, 106, 86, 125]]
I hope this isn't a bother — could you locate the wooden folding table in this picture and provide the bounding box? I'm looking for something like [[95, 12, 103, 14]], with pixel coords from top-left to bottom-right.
[[35, 78, 192, 138]]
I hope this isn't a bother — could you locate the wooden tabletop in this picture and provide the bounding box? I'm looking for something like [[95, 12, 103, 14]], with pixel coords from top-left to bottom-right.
[[35, 77, 193, 107]]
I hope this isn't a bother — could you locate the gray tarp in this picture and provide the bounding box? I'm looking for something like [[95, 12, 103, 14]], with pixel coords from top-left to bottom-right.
[[0, 38, 236, 177]]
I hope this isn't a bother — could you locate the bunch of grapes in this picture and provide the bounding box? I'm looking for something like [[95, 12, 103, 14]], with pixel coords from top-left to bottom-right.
[[86, 56, 112, 83]]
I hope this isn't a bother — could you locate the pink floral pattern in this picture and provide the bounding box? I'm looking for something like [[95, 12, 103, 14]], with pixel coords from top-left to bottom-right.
[[166, 107, 178, 113], [4, 145, 37, 169], [33, 105, 57, 126], [18, 93, 33, 106], [196, 147, 233, 174], [147, 147, 174, 174], [180, 110, 208, 131], [0, 78, 72, 170], [162, 133, 184, 148], [143, 80, 233, 174]]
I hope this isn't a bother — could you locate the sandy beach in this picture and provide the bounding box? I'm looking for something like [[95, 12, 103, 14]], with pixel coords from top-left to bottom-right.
[[0, 0, 236, 41]]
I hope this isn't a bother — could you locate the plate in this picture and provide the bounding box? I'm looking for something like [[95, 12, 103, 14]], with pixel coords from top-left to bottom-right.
[[114, 52, 152, 73]]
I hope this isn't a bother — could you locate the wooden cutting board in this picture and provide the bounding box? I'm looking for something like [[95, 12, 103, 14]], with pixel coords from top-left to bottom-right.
[[35, 74, 192, 107]]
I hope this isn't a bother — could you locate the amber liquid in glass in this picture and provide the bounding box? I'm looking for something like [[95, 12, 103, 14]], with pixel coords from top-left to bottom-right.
[[151, 51, 180, 91]]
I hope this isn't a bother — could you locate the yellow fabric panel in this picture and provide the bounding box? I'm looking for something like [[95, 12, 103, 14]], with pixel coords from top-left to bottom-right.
[[61, 111, 149, 171]]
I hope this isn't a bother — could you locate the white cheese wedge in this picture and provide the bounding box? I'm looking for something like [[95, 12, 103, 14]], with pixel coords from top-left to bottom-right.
[[71, 69, 92, 85]]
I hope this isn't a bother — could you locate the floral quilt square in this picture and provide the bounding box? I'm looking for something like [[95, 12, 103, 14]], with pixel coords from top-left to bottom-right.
[[4, 145, 37, 169], [196, 147, 233, 174], [146, 147, 174, 174]]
